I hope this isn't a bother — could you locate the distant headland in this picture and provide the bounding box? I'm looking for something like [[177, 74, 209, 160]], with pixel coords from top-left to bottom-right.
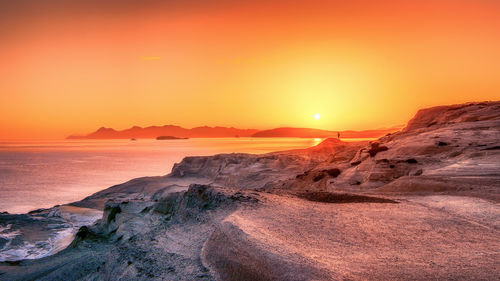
[[67, 125, 401, 139]]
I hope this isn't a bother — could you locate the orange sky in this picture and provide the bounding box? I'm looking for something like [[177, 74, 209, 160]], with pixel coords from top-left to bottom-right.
[[1, 0, 499, 139]]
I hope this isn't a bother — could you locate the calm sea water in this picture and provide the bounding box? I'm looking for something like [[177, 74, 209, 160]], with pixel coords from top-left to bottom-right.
[[0, 138, 330, 214]]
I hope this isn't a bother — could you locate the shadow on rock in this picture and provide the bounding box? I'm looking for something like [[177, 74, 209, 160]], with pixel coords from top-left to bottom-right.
[[298, 192, 398, 204]]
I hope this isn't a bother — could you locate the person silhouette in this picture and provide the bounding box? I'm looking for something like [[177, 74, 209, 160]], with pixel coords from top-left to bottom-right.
[[337, 132, 340, 139]]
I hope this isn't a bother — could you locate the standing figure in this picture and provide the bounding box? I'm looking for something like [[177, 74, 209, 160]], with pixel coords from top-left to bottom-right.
[[337, 132, 340, 139]]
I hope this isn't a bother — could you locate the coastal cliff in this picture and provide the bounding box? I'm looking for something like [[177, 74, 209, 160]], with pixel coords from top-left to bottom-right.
[[1, 101, 499, 280]]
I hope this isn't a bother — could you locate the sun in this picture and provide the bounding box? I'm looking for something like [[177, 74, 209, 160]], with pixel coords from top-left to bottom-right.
[[313, 113, 321, 120]]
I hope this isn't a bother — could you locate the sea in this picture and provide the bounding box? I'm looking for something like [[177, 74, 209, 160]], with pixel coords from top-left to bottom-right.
[[0, 138, 332, 214]]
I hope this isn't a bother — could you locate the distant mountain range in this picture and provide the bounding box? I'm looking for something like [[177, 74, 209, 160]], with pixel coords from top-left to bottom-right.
[[67, 125, 259, 139], [67, 125, 402, 139]]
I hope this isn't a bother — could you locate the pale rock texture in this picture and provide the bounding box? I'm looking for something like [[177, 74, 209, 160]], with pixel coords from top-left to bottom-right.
[[1, 101, 499, 281]]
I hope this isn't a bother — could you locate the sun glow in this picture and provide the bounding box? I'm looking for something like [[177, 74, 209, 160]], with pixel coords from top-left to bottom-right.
[[1, 1, 499, 139]]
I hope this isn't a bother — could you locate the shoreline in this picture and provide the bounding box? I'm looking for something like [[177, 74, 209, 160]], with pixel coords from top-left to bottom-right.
[[0, 206, 102, 262]]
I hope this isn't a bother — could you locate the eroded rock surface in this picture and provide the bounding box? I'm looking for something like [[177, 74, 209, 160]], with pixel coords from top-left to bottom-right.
[[274, 101, 500, 200], [1, 101, 499, 280]]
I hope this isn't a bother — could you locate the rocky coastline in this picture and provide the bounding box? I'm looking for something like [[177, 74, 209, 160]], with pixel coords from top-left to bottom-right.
[[1, 101, 499, 280]]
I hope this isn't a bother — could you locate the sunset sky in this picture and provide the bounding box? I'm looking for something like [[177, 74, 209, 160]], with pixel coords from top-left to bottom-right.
[[1, 0, 499, 139]]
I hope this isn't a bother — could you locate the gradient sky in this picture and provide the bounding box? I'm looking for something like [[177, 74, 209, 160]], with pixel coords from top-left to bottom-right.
[[1, 0, 499, 139]]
